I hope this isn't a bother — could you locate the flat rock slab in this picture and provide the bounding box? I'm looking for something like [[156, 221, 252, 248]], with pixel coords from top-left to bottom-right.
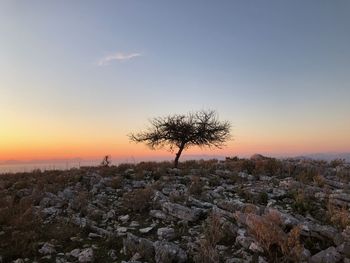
[[309, 246, 343, 263], [154, 241, 187, 263], [161, 202, 202, 222]]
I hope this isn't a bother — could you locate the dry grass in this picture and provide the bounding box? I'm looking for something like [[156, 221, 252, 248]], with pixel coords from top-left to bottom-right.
[[296, 168, 320, 184], [205, 212, 223, 245], [194, 212, 222, 263], [327, 202, 350, 230], [194, 239, 220, 263], [254, 158, 282, 176], [0, 194, 43, 260], [246, 210, 303, 262], [313, 174, 326, 187], [169, 190, 188, 204]]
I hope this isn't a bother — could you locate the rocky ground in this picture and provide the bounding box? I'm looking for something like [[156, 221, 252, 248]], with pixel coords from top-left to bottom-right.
[[0, 155, 349, 263]]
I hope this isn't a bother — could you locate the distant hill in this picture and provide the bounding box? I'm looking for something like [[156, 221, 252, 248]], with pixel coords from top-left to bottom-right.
[[297, 153, 350, 162]]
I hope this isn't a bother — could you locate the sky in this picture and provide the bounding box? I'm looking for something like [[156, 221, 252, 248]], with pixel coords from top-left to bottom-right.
[[1, 0, 350, 162]]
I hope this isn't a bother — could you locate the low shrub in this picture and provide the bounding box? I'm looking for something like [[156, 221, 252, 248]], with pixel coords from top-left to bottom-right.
[[327, 203, 350, 230], [188, 176, 205, 196], [247, 210, 303, 262], [109, 175, 123, 189], [122, 187, 153, 213]]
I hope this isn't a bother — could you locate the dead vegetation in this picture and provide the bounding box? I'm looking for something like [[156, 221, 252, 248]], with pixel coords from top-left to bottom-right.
[[122, 187, 154, 213], [246, 210, 303, 262]]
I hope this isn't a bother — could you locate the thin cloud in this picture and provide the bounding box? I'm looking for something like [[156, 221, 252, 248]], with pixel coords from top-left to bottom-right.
[[98, 52, 142, 66]]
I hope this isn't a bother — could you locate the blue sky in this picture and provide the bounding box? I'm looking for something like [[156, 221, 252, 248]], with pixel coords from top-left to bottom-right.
[[1, 0, 350, 160]]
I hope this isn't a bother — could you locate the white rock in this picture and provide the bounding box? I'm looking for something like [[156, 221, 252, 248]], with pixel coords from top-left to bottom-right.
[[249, 242, 264, 253], [38, 242, 56, 255], [88, 232, 102, 238], [70, 248, 81, 258], [139, 226, 153, 234], [119, 215, 130, 223], [309, 246, 342, 263], [129, 221, 140, 227], [117, 227, 128, 233], [106, 210, 116, 220], [108, 249, 118, 260], [78, 248, 94, 262], [157, 227, 176, 240]]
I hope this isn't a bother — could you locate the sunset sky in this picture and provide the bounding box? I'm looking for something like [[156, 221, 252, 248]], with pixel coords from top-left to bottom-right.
[[1, 1, 350, 162]]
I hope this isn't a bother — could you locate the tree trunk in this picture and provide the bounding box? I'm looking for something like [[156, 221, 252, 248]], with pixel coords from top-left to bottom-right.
[[174, 143, 185, 168]]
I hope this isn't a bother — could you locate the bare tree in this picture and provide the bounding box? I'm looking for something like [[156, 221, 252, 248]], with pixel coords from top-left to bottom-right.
[[100, 155, 111, 167], [129, 110, 231, 168]]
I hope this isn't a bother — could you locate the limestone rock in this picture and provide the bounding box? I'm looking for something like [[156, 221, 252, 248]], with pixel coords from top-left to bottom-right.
[[157, 227, 176, 241], [154, 241, 187, 263], [38, 242, 56, 255], [78, 248, 94, 262], [309, 246, 342, 263], [162, 202, 202, 222], [123, 233, 154, 260]]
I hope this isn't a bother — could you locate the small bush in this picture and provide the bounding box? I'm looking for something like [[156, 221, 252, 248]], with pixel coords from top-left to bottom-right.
[[296, 168, 319, 184], [208, 176, 221, 187], [247, 210, 303, 262], [188, 176, 205, 196], [194, 212, 222, 263], [327, 203, 350, 230], [257, 192, 269, 205], [122, 187, 153, 213], [313, 174, 326, 187], [194, 239, 219, 263], [336, 169, 350, 183], [205, 212, 223, 245], [241, 159, 255, 174], [290, 189, 319, 217], [169, 190, 187, 204], [330, 159, 345, 168], [109, 175, 123, 189]]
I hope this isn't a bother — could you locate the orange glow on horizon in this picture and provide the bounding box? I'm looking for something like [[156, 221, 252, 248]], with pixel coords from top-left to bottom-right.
[[1, 138, 349, 162], [1, 109, 349, 161]]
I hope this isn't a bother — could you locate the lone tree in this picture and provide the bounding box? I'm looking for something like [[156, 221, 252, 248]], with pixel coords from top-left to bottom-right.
[[129, 110, 231, 168]]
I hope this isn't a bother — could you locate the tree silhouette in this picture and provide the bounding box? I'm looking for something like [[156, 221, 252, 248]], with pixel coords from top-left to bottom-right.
[[100, 155, 111, 167], [129, 110, 231, 168]]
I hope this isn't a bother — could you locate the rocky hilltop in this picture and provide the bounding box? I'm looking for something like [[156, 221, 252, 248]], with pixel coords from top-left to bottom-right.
[[0, 156, 349, 263]]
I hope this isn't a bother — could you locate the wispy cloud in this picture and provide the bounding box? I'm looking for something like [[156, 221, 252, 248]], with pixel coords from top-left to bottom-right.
[[98, 52, 142, 66]]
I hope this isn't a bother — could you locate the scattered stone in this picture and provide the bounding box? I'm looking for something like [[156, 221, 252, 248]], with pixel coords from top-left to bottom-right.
[[106, 209, 116, 220], [117, 227, 128, 233], [162, 202, 202, 222], [150, 210, 167, 220], [119, 214, 130, 223], [129, 221, 140, 227], [309, 246, 342, 263], [154, 241, 187, 263], [2, 157, 349, 262], [38, 242, 56, 255], [139, 226, 153, 234], [108, 249, 118, 260], [123, 233, 155, 260], [88, 232, 102, 238], [70, 248, 81, 258], [249, 242, 264, 253], [336, 242, 350, 257], [157, 227, 176, 241], [78, 248, 94, 262]]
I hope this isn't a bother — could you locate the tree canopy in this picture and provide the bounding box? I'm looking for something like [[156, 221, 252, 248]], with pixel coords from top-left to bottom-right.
[[129, 110, 231, 167]]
